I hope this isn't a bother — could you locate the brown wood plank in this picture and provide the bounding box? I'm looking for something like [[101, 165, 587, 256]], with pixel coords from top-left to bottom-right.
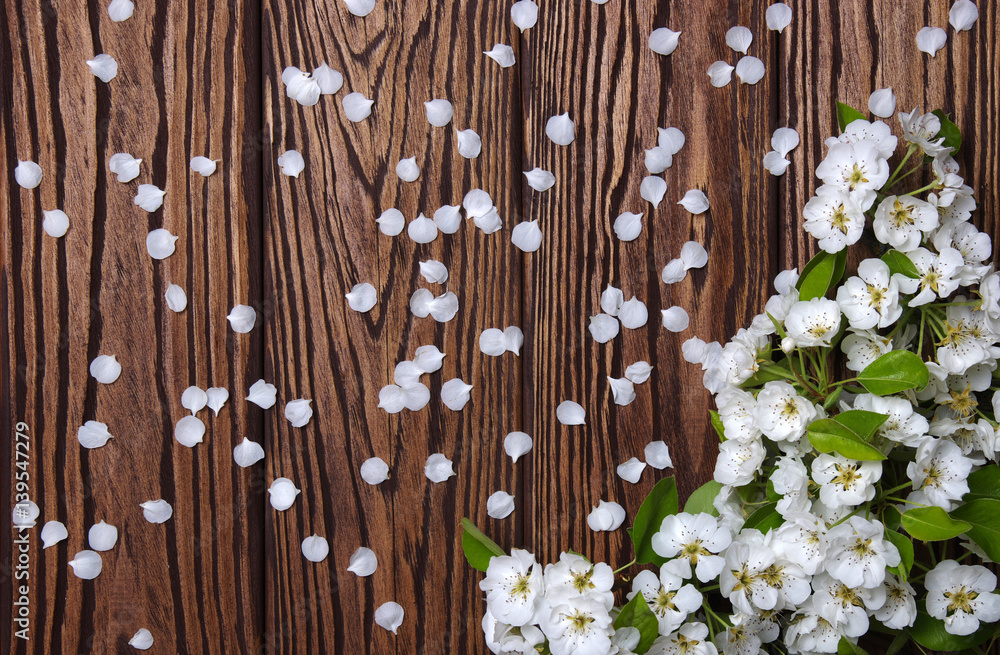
[[1, 0, 263, 653]]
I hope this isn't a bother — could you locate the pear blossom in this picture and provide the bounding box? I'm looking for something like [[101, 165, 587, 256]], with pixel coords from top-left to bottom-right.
[[628, 569, 702, 636], [899, 107, 950, 157], [714, 438, 766, 487], [825, 118, 898, 160], [480, 549, 543, 627], [814, 141, 890, 209], [836, 258, 903, 328], [872, 195, 939, 251], [874, 574, 917, 630], [802, 187, 865, 253], [648, 622, 717, 655], [544, 552, 615, 609], [771, 511, 828, 574], [841, 328, 893, 372], [811, 455, 881, 508], [539, 596, 613, 655], [784, 298, 841, 348], [752, 381, 817, 443], [652, 512, 731, 583], [719, 530, 779, 615], [905, 437, 972, 509], [906, 247, 964, 306], [853, 393, 929, 447], [810, 572, 886, 638], [926, 560, 1000, 636], [824, 517, 900, 589]]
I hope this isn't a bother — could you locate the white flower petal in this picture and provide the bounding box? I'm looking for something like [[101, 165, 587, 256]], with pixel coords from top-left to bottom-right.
[[680, 241, 709, 269], [108, 0, 135, 22], [644, 146, 672, 174], [441, 378, 473, 411], [277, 150, 305, 177], [413, 345, 446, 373], [108, 153, 141, 182], [401, 383, 431, 411], [429, 292, 459, 322], [129, 629, 153, 651], [313, 62, 344, 94], [868, 87, 896, 118], [285, 399, 313, 427], [189, 156, 218, 176], [268, 478, 300, 511], [375, 602, 405, 634], [343, 0, 376, 17], [139, 499, 173, 523], [916, 26, 948, 56], [342, 92, 374, 122], [233, 438, 265, 468], [181, 386, 208, 413], [246, 379, 278, 409], [41, 521, 68, 548], [678, 189, 710, 214], [523, 167, 555, 192], [463, 188, 494, 217], [763, 150, 791, 175], [625, 361, 653, 384], [12, 500, 39, 528], [455, 129, 482, 158], [86, 54, 118, 82], [617, 458, 646, 483], [648, 27, 681, 55], [949, 0, 979, 31], [735, 56, 766, 84], [557, 400, 586, 425], [661, 306, 690, 332], [42, 209, 69, 237], [707, 61, 735, 87], [661, 258, 686, 284], [89, 354, 122, 384], [419, 260, 449, 284], [644, 441, 673, 469], [613, 211, 644, 241], [601, 285, 624, 316], [395, 157, 420, 182], [345, 282, 378, 312], [69, 550, 103, 579], [504, 432, 532, 463], [503, 327, 524, 354], [286, 72, 321, 106], [726, 26, 753, 53], [545, 113, 576, 145], [300, 535, 329, 563], [145, 228, 177, 259], [88, 520, 118, 551], [486, 491, 516, 519], [378, 385, 405, 413], [484, 44, 516, 67], [15, 160, 42, 189], [78, 420, 114, 449], [407, 213, 438, 244], [511, 0, 538, 31], [376, 208, 405, 236], [682, 336, 710, 364], [227, 304, 257, 333], [348, 547, 378, 575], [658, 126, 686, 154], [425, 453, 456, 483], [281, 66, 302, 85], [608, 376, 636, 406], [360, 457, 390, 484], [175, 415, 205, 447], [473, 206, 503, 234], [640, 176, 667, 208], [409, 289, 434, 318], [432, 205, 462, 234], [424, 98, 453, 126], [619, 297, 648, 329], [479, 328, 507, 356], [766, 3, 792, 32], [164, 284, 187, 312], [134, 184, 166, 212], [511, 220, 543, 252], [587, 501, 626, 531], [206, 387, 229, 415], [589, 313, 620, 343], [771, 127, 800, 156]]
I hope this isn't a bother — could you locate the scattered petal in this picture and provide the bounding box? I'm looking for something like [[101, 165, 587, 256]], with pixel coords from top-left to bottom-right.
[[108, 0, 135, 22], [246, 379, 278, 409], [766, 2, 792, 32], [189, 156, 218, 176], [86, 54, 118, 82], [661, 258, 686, 284], [342, 92, 374, 122], [233, 438, 265, 467], [463, 188, 494, 217], [342, 0, 376, 17], [589, 314, 620, 343], [441, 378, 473, 410], [726, 26, 753, 53], [268, 478, 300, 511], [413, 344, 446, 373], [618, 297, 648, 329], [455, 129, 482, 158], [644, 441, 673, 469], [89, 354, 122, 384], [377, 208, 405, 236], [587, 500, 626, 531], [424, 98, 453, 126], [625, 361, 653, 384], [360, 457, 390, 484], [916, 26, 948, 56], [78, 420, 114, 449], [432, 205, 462, 234], [661, 306, 690, 332], [41, 521, 68, 548], [707, 61, 735, 87], [771, 127, 800, 156], [474, 206, 503, 234], [15, 160, 42, 189], [395, 157, 420, 182], [601, 285, 624, 316], [680, 241, 709, 269], [504, 432, 533, 463], [12, 500, 39, 528], [277, 150, 305, 177], [181, 386, 207, 413], [175, 415, 206, 447], [407, 212, 438, 243], [42, 209, 69, 237], [88, 520, 118, 551], [545, 113, 576, 146], [134, 184, 166, 211], [613, 212, 644, 241], [146, 228, 178, 259], [484, 44, 515, 67], [164, 284, 187, 312], [556, 400, 586, 425], [503, 326, 524, 355], [425, 453, 456, 483], [375, 602, 405, 634], [735, 56, 766, 84], [392, 360, 421, 387], [313, 62, 344, 94], [868, 87, 896, 118], [409, 289, 434, 318], [524, 167, 556, 192], [69, 550, 103, 579], [284, 68, 322, 107], [108, 153, 141, 182], [644, 146, 672, 174], [678, 189, 710, 214], [617, 457, 646, 483], [949, 0, 979, 31], [140, 499, 173, 523], [402, 384, 432, 411], [419, 260, 449, 284], [511, 0, 538, 31], [763, 150, 791, 175], [658, 126, 686, 154], [487, 491, 516, 519], [608, 376, 636, 406], [346, 282, 379, 312], [511, 220, 543, 252], [285, 399, 313, 427], [648, 27, 681, 55], [206, 387, 229, 415], [479, 328, 507, 355], [129, 629, 153, 651], [227, 304, 257, 333], [301, 535, 330, 562]]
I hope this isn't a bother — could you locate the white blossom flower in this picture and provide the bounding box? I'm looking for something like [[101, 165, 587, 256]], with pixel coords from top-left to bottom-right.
[[810, 572, 886, 638], [936, 303, 991, 374], [544, 552, 615, 610], [784, 601, 841, 654], [872, 195, 939, 251], [814, 141, 890, 210], [784, 298, 841, 348], [802, 187, 865, 253], [906, 438, 972, 510], [825, 118, 898, 160], [538, 596, 613, 655], [752, 381, 817, 444], [628, 569, 702, 636], [824, 517, 900, 589], [770, 511, 827, 574], [853, 393, 929, 447], [811, 455, 881, 509], [926, 560, 1000, 636], [899, 107, 950, 157], [836, 258, 903, 329], [480, 549, 543, 627], [841, 328, 893, 372], [720, 530, 779, 615], [874, 574, 917, 630], [652, 512, 731, 583], [906, 247, 964, 306], [648, 622, 718, 655], [716, 388, 760, 443], [714, 438, 766, 487]]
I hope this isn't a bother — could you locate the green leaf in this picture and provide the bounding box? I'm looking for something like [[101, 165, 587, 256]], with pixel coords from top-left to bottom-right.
[[833, 410, 889, 441], [950, 498, 1000, 561], [857, 351, 930, 396], [743, 360, 794, 388], [900, 506, 971, 542], [837, 637, 868, 655], [931, 109, 962, 154], [881, 250, 920, 279], [683, 480, 722, 517], [629, 477, 679, 566], [837, 101, 867, 132], [807, 418, 887, 461], [797, 250, 846, 301], [910, 602, 994, 651], [742, 502, 783, 535], [461, 518, 505, 572], [965, 466, 1000, 501], [882, 506, 902, 531], [613, 593, 660, 654], [710, 410, 726, 441], [884, 632, 908, 655], [884, 529, 914, 579], [766, 479, 781, 502]]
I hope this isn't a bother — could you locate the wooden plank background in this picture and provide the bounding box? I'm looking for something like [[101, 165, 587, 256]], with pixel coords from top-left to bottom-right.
[[2, 0, 998, 653]]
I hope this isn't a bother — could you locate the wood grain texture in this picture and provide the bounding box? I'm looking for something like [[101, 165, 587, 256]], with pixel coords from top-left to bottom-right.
[[1, 0, 263, 653]]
